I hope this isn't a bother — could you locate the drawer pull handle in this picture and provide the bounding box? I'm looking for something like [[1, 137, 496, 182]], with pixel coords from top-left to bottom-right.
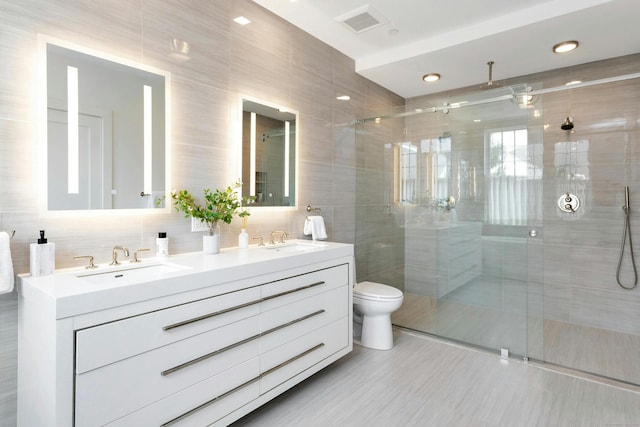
[[160, 332, 261, 376], [261, 343, 325, 378], [161, 343, 325, 426], [162, 281, 326, 331], [162, 298, 264, 331], [160, 375, 261, 427], [261, 309, 325, 336], [161, 310, 325, 376], [262, 281, 325, 302]]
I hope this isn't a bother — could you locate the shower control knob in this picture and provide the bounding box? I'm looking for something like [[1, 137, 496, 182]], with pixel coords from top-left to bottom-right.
[[528, 230, 538, 238], [558, 193, 580, 213]]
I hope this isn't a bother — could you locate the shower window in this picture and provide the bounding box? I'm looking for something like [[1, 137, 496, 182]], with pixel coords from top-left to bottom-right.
[[394, 142, 417, 204], [486, 128, 529, 225], [425, 137, 451, 204], [393, 138, 450, 205]]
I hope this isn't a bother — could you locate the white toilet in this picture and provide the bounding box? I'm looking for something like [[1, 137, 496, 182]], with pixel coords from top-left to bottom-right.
[[353, 281, 404, 350]]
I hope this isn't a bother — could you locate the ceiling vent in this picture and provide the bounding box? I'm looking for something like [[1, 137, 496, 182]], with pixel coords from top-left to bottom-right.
[[335, 4, 388, 34]]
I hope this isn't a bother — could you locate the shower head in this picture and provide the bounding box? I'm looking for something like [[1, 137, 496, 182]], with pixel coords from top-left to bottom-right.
[[480, 61, 503, 90], [561, 117, 574, 131]]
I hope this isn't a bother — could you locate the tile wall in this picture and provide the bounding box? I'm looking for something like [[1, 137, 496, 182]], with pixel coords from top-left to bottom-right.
[[0, 1, 402, 424]]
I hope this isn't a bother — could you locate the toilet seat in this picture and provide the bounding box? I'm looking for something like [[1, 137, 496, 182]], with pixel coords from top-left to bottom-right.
[[354, 281, 403, 301]]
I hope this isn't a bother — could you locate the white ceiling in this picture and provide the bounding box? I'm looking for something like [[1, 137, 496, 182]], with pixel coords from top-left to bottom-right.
[[252, 0, 640, 98]]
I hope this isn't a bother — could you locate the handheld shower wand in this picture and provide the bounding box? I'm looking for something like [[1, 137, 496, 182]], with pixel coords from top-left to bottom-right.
[[626, 186, 630, 210], [617, 186, 637, 289]]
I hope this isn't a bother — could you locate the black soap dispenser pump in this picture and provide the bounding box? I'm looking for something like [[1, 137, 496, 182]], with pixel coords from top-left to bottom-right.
[[29, 230, 55, 276]]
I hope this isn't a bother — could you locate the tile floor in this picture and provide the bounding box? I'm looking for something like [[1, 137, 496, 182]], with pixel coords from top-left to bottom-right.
[[394, 275, 640, 385], [233, 329, 640, 427]]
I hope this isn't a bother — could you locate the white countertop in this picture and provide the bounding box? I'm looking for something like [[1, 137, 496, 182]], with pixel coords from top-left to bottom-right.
[[18, 240, 354, 320]]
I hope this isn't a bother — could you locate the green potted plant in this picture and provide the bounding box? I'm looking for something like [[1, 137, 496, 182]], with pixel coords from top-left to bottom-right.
[[170, 180, 252, 254]]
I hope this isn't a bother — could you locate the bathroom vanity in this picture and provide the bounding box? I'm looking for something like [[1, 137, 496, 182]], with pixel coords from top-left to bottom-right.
[[17, 240, 353, 426]]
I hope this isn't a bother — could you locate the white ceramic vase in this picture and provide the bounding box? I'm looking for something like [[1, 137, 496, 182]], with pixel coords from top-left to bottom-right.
[[203, 223, 221, 254]]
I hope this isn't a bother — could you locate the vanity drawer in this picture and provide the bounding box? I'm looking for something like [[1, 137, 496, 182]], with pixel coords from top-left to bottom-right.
[[259, 285, 348, 353], [76, 286, 262, 372], [259, 316, 349, 394], [260, 263, 349, 310], [75, 315, 261, 426], [104, 358, 261, 427]]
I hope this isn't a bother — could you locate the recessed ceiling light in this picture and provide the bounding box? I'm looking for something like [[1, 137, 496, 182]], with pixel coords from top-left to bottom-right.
[[233, 16, 251, 25], [422, 73, 440, 82], [336, 95, 351, 101], [553, 40, 579, 53]]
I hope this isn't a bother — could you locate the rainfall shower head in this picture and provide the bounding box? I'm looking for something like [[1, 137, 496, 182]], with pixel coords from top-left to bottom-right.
[[561, 116, 574, 131]]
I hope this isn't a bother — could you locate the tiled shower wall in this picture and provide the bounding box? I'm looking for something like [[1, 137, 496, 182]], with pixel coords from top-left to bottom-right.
[[0, 1, 402, 424]]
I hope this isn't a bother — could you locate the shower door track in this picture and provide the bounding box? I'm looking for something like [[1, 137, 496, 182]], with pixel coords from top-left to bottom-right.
[[354, 71, 640, 124], [394, 325, 640, 391]]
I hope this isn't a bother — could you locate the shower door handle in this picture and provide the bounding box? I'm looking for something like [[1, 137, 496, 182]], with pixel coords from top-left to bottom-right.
[[528, 229, 538, 238]]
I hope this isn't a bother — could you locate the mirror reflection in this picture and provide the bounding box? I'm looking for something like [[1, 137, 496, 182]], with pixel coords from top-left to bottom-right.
[[45, 40, 169, 211], [241, 99, 297, 207]]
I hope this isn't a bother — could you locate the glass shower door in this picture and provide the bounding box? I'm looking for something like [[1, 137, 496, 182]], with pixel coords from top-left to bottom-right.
[[428, 101, 537, 358], [356, 87, 543, 359]]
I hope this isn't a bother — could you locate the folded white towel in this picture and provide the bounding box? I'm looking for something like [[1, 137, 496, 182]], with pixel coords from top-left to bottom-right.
[[0, 231, 15, 295], [304, 216, 327, 241]]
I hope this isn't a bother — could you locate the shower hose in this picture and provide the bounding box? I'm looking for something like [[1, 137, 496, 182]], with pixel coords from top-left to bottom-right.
[[617, 186, 638, 290]]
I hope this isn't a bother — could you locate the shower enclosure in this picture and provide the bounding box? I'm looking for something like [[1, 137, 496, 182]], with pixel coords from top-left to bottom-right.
[[355, 60, 640, 386]]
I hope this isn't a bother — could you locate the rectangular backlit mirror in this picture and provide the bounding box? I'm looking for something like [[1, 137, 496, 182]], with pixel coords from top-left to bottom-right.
[[241, 99, 297, 207], [41, 36, 170, 211]]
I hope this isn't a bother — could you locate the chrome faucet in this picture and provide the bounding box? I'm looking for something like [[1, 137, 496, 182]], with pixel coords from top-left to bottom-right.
[[269, 231, 288, 245], [110, 246, 130, 266]]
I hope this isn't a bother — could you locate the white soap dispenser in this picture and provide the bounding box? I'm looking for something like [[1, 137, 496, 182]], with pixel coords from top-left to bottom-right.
[[30, 230, 55, 276], [238, 217, 249, 249], [156, 232, 169, 257]]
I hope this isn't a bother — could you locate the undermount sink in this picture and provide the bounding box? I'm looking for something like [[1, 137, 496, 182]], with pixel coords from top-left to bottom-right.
[[262, 241, 329, 253], [76, 263, 188, 285]]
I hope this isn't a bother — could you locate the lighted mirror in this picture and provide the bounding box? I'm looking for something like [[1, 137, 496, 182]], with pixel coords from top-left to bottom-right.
[[241, 99, 297, 207], [42, 37, 170, 211]]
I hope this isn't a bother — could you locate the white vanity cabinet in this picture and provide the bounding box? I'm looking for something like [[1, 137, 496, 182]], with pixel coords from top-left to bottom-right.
[[17, 242, 353, 427]]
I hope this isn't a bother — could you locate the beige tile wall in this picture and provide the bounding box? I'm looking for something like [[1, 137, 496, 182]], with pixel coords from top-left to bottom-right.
[[0, 1, 401, 424]]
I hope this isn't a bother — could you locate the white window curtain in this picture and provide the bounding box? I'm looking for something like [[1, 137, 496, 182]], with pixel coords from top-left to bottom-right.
[[486, 128, 543, 225], [487, 176, 543, 225]]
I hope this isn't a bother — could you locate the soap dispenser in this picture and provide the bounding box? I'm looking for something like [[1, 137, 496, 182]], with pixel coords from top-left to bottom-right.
[[30, 230, 55, 276], [156, 232, 169, 257], [238, 217, 249, 249]]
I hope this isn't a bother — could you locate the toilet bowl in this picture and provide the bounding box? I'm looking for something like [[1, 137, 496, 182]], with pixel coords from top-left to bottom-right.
[[353, 281, 404, 350]]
